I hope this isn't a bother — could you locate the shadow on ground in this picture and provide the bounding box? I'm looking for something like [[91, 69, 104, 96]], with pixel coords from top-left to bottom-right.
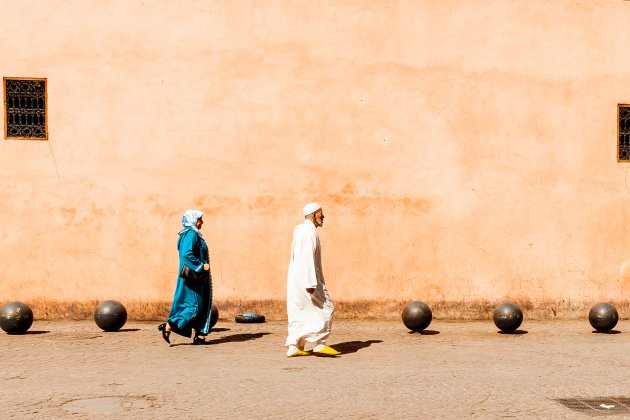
[[407, 330, 440, 336], [592, 330, 621, 334], [171, 332, 271, 347], [498, 329, 528, 335], [207, 332, 271, 345], [23, 331, 50, 335], [332, 340, 383, 354]]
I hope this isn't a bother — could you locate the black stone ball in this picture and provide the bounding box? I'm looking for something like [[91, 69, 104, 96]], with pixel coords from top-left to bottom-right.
[[94, 300, 127, 332], [0, 301, 34, 334], [402, 301, 433, 332], [210, 303, 219, 329], [588, 303, 618, 333], [493, 302, 523, 333]]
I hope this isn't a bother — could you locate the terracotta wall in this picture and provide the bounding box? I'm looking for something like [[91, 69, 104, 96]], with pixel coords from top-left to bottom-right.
[[2, 0, 630, 303]]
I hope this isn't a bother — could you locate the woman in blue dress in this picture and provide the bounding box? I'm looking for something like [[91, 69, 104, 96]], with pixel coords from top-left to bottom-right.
[[158, 209, 213, 345]]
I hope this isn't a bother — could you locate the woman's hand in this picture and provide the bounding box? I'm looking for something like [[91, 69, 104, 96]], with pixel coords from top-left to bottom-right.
[[203, 263, 210, 271]]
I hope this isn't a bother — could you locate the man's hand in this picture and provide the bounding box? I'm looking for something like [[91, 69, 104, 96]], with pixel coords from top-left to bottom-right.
[[306, 288, 315, 294], [203, 263, 210, 271]]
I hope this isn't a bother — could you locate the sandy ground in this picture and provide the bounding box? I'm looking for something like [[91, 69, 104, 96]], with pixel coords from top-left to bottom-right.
[[1, 319, 629, 419]]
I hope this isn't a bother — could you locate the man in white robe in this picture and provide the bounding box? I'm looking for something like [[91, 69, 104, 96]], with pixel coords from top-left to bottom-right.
[[285, 202, 339, 357]]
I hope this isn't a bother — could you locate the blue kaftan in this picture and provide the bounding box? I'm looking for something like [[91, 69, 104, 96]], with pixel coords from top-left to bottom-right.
[[166, 227, 213, 337]]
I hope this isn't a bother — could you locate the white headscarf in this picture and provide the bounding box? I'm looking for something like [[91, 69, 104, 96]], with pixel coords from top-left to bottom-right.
[[303, 202, 321, 216], [182, 209, 204, 236]]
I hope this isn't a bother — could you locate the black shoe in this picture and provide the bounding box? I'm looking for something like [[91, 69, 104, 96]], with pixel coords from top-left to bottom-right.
[[158, 323, 170, 344], [193, 335, 209, 345]]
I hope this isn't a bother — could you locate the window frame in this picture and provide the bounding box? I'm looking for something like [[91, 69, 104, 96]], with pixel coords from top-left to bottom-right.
[[3, 76, 48, 141]]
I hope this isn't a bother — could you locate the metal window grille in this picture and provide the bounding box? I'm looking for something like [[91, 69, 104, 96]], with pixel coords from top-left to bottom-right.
[[4, 77, 48, 140], [618, 104, 630, 161]]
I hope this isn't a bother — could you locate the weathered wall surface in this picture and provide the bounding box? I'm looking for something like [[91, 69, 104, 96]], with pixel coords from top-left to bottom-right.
[[2, 0, 630, 303]]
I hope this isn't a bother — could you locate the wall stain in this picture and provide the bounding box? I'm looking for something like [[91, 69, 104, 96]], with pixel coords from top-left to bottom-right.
[[190, 194, 431, 215]]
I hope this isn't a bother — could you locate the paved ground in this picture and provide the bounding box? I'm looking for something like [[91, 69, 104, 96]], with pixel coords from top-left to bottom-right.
[[1, 318, 629, 418]]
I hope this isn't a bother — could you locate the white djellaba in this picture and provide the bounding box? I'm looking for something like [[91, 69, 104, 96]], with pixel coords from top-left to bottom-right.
[[285, 203, 334, 355]]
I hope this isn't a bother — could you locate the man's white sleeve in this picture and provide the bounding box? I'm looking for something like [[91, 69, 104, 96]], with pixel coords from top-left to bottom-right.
[[297, 231, 318, 289]]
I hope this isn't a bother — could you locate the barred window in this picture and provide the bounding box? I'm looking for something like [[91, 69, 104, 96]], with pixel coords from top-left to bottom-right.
[[4, 77, 48, 140], [619, 104, 630, 161]]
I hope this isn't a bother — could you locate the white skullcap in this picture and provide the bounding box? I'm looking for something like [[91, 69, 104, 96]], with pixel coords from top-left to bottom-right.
[[303, 202, 321, 216]]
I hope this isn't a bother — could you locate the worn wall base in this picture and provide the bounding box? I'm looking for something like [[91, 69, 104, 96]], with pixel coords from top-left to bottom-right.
[[3, 299, 629, 322]]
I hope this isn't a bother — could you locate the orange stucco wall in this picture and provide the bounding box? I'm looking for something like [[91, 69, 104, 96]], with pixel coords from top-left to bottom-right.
[[2, 0, 630, 303]]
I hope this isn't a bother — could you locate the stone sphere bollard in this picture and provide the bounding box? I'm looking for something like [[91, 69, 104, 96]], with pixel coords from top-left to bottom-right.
[[0, 301, 34, 334], [210, 303, 219, 329], [94, 300, 127, 332], [402, 301, 433, 332], [493, 302, 523, 333], [588, 303, 618, 333]]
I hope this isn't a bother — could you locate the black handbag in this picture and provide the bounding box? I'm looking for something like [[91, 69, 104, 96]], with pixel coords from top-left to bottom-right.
[[180, 264, 205, 282]]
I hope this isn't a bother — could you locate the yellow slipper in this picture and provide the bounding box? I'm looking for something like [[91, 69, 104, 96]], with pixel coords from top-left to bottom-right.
[[313, 345, 341, 356], [287, 349, 310, 357]]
